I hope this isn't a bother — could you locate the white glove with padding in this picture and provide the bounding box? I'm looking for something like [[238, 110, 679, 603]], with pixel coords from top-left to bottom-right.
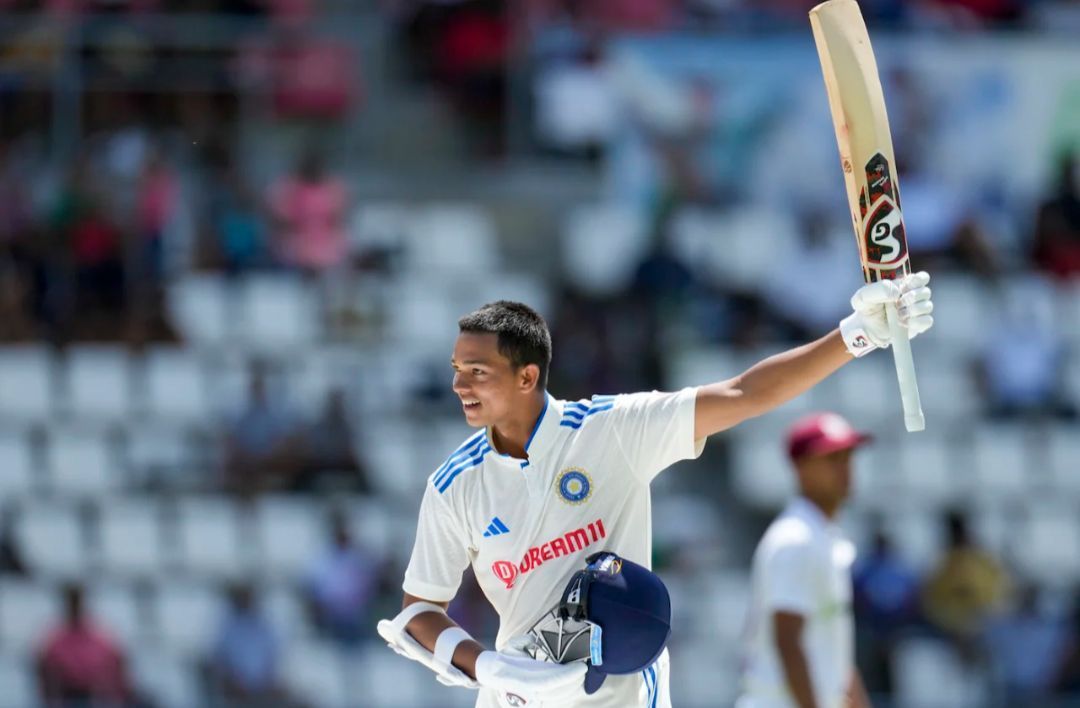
[[377, 604, 586, 705], [840, 271, 934, 357]]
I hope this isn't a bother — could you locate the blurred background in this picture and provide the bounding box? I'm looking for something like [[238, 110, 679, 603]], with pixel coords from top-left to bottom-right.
[[0, 0, 1077, 707]]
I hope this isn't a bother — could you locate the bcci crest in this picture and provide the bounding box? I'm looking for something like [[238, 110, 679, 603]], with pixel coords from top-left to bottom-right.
[[556, 468, 592, 505]]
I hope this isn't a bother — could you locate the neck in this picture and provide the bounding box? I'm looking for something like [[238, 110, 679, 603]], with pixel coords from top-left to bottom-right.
[[490, 392, 546, 459], [801, 494, 840, 520]]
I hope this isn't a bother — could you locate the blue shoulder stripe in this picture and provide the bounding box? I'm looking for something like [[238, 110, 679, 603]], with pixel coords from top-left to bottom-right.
[[559, 395, 616, 429], [434, 432, 486, 480], [436, 443, 491, 493]]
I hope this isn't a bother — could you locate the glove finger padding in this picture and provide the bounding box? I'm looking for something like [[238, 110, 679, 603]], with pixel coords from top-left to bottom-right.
[[850, 280, 900, 312], [898, 271, 931, 294]]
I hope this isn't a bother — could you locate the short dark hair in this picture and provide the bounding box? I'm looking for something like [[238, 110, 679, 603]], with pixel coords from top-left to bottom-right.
[[458, 301, 552, 389]]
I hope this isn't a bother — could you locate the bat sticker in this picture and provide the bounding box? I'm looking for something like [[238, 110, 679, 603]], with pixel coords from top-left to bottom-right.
[[861, 152, 909, 270]]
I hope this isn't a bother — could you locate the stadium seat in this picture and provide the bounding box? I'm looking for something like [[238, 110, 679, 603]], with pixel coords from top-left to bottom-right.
[[897, 434, 961, 508], [124, 425, 192, 489], [0, 581, 61, 650], [664, 346, 741, 392], [96, 498, 166, 579], [130, 645, 200, 708], [0, 433, 36, 498], [914, 360, 981, 424], [562, 204, 649, 297], [154, 581, 224, 657], [141, 347, 210, 425], [15, 502, 86, 578], [254, 496, 325, 581], [730, 431, 795, 511], [86, 582, 144, 648], [264, 584, 308, 641], [927, 274, 989, 351], [699, 571, 751, 646], [282, 639, 349, 708], [63, 346, 133, 423], [166, 274, 233, 348], [407, 204, 498, 275], [0, 345, 54, 423], [884, 509, 944, 573], [1047, 424, 1080, 496], [835, 355, 894, 425], [174, 498, 248, 580], [45, 429, 119, 499], [1013, 503, 1080, 587], [668, 640, 740, 708], [364, 642, 437, 708], [237, 274, 319, 353], [970, 425, 1029, 502], [349, 202, 410, 256], [0, 652, 35, 708], [894, 638, 987, 708]]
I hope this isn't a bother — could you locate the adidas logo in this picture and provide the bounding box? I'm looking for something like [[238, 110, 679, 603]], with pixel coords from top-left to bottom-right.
[[482, 517, 510, 538]]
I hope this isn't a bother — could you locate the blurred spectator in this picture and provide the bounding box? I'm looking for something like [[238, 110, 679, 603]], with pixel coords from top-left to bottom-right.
[[268, 149, 349, 274], [1033, 151, 1080, 279], [223, 363, 305, 496], [132, 146, 178, 287], [205, 582, 291, 707], [209, 163, 271, 275], [974, 289, 1076, 420], [303, 510, 381, 646], [921, 510, 1010, 648], [298, 388, 372, 494], [37, 583, 135, 708], [985, 584, 1068, 705], [1053, 594, 1080, 695], [0, 506, 28, 576], [853, 529, 923, 695]]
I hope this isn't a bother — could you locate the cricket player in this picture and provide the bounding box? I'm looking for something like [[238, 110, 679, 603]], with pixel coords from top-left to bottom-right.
[[736, 412, 872, 708], [378, 273, 933, 708]]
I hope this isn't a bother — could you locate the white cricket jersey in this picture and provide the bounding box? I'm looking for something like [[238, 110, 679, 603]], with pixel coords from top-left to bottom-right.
[[737, 498, 856, 708], [404, 389, 705, 708]]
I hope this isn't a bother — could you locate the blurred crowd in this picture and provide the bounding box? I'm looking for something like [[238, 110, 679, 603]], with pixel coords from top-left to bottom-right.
[[0, 1, 1077, 707]]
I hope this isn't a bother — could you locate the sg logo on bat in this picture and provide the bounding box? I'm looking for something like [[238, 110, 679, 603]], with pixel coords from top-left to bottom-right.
[[860, 152, 908, 269]]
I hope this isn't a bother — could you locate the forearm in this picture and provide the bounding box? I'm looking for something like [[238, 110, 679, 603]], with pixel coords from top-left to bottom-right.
[[846, 668, 872, 708], [777, 643, 820, 708], [402, 595, 485, 679], [695, 330, 851, 437]]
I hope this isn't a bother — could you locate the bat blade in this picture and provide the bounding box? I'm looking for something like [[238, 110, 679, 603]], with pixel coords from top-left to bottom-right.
[[810, 0, 926, 432]]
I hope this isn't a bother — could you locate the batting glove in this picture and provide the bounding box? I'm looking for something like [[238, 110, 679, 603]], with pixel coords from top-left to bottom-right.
[[473, 635, 587, 707], [840, 271, 933, 357]]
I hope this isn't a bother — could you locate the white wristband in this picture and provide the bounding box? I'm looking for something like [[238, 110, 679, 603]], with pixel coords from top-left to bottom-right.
[[434, 627, 472, 673]]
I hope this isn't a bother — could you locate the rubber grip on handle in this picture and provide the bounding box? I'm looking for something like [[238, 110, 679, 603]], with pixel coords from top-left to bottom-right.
[[885, 301, 925, 432]]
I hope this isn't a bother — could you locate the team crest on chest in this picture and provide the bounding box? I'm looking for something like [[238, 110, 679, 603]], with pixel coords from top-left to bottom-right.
[[555, 467, 592, 505]]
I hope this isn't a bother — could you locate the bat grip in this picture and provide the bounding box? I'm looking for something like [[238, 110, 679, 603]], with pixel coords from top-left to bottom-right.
[[885, 301, 925, 432]]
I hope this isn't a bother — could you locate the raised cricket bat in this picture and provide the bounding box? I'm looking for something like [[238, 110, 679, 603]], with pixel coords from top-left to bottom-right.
[[810, 0, 925, 432]]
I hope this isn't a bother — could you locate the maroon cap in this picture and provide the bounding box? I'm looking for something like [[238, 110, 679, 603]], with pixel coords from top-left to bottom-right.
[[786, 412, 872, 461]]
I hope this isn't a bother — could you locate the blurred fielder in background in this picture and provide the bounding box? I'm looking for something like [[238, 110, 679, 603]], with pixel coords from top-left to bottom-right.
[[737, 412, 872, 708], [377, 273, 932, 708]]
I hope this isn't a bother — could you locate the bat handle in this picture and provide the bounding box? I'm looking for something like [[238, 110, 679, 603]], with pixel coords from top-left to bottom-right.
[[885, 301, 925, 432]]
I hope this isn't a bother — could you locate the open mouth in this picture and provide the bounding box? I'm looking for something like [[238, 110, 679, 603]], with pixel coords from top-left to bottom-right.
[[462, 399, 481, 411]]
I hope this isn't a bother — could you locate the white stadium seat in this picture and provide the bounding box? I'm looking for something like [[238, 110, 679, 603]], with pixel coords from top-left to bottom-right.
[[154, 581, 224, 656], [970, 426, 1029, 502], [238, 275, 319, 353], [1047, 424, 1080, 496], [897, 434, 961, 508], [884, 509, 944, 573], [407, 204, 498, 275], [125, 425, 192, 489], [283, 640, 349, 708], [0, 346, 54, 423], [174, 498, 248, 579], [265, 585, 308, 641], [141, 347, 209, 424], [63, 346, 133, 423], [97, 498, 165, 578], [0, 581, 61, 649], [730, 432, 795, 511], [86, 582, 144, 648], [364, 642, 438, 708], [15, 502, 86, 578], [894, 638, 987, 708], [562, 204, 649, 297], [254, 497, 324, 581], [45, 430, 118, 499], [130, 645, 199, 708], [1013, 503, 1080, 587], [0, 652, 35, 708], [0, 433, 36, 498], [928, 274, 989, 351], [166, 274, 233, 348]]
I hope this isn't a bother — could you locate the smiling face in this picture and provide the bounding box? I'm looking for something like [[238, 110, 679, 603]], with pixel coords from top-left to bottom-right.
[[451, 332, 539, 428]]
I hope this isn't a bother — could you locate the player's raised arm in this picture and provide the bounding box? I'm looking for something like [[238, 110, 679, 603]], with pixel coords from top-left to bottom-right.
[[693, 273, 933, 439]]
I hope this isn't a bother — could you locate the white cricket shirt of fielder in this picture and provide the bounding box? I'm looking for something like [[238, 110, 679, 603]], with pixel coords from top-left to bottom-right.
[[403, 389, 705, 708], [737, 497, 856, 708]]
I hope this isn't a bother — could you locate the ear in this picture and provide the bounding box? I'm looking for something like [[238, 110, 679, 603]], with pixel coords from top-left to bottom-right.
[[518, 363, 541, 393]]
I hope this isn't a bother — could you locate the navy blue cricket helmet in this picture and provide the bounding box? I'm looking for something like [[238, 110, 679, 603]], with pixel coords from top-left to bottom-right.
[[526, 551, 671, 695]]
